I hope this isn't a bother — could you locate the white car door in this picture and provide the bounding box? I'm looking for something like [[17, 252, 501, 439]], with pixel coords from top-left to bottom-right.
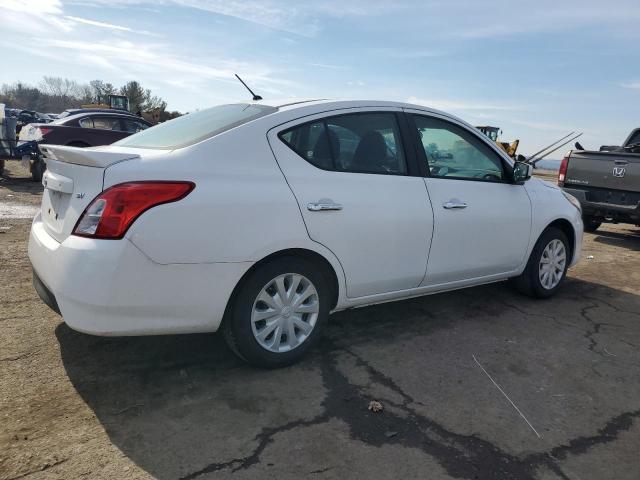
[[405, 110, 532, 286], [268, 108, 434, 298]]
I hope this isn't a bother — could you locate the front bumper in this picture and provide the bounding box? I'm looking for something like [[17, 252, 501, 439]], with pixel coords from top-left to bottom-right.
[[28, 214, 253, 336], [564, 187, 640, 223]]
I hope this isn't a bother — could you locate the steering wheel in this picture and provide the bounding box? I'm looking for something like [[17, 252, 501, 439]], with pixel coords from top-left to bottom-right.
[[482, 173, 501, 181]]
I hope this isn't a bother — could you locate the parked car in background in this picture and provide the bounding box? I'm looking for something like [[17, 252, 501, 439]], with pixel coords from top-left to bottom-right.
[[559, 128, 640, 231], [7, 109, 52, 134], [18, 111, 151, 181], [29, 99, 583, 368]]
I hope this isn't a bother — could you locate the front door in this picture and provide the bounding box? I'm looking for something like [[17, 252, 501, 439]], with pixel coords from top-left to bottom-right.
[[268, 109, 434, 298], [406, 111, 532, 286]]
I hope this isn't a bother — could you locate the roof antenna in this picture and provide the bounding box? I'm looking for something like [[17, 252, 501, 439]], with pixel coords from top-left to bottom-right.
[[235, 74, 262, 101]]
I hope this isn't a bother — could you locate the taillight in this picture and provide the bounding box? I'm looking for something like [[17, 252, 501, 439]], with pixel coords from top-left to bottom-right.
[[38, 127, 53, 137], [72, 181, 195, 239], [558, 156, 569, 186]]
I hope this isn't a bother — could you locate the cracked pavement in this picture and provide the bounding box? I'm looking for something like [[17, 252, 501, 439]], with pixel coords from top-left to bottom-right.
[[1, 163, 640, 479]]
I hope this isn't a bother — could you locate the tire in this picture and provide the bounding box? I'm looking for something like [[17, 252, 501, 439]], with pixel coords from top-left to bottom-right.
[[583, 215, 601, 233], [222, 257, 331, 368], [513, 227, 570, 299], [31, 159, 45, 182]]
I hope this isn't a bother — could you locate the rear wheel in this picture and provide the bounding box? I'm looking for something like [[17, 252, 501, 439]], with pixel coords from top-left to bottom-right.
[[222, 257, 330, 368], [583, 215, 601, 233], [513, 227, 570, 298]]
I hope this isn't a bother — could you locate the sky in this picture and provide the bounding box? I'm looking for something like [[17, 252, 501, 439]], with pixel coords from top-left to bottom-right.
[[1, 0, 639, 156]]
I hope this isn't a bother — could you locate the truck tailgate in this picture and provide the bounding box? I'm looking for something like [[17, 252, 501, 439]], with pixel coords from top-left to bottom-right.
[[565, 151, 640, 193]]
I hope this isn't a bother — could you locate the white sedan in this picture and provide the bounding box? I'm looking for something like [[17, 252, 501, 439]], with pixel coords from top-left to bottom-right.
[[29, 99, 583, 367]]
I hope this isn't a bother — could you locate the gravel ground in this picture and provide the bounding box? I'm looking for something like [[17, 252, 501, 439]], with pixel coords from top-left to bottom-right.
[[1, 161, 639, 480]]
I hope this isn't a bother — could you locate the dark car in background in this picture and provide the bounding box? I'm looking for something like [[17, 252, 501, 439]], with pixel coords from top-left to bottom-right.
[[18, 111, 151, 181]]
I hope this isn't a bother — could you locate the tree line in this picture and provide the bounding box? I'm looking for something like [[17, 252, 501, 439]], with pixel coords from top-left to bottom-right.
[[0, 77, 179, 118]]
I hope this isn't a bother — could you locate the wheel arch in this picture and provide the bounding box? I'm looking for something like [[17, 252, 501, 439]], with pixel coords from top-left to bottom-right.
[[221, 248, 341, 328], [545, 218, 576, 264]]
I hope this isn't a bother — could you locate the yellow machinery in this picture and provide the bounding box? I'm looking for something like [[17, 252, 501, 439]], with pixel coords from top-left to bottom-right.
[[81, 95, 130, 112], [476, 125, 520, 158]]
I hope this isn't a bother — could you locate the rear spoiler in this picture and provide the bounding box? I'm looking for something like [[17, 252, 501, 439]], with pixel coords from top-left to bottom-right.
[[40, 144, 140, 168]]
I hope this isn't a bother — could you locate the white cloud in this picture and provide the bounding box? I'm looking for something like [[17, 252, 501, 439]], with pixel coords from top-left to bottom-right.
[[66, 0, 399, 36], [65, 15, 132, 31], [621, 82, 640, 90]]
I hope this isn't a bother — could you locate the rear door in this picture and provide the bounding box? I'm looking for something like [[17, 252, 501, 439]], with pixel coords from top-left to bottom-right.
[[268, 108, 434, 298], [405, 110, 532, 285]]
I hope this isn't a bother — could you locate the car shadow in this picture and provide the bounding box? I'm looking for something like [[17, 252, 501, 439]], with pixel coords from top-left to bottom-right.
[[56, 278, 640, 479], [593, 226, 640, 251]]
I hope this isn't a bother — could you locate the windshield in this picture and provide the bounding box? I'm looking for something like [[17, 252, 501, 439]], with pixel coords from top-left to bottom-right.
[[114, 103, 277, 149]]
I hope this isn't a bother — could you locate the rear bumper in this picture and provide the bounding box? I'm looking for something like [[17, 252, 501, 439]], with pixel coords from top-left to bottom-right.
[[32, 268, 60, 315], [28, 214, 253, 336], [564, 187, 640, 222]]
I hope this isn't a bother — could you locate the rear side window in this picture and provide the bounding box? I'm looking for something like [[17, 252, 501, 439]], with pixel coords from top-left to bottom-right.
[[279, 112, 407, 175], [115, 104, 277, 149], [92, 117, 122, 131], [79, 118, 93, 128]]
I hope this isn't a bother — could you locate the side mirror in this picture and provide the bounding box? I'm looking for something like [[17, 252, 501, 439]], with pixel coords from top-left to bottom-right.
[[512, 161, 532, 183]]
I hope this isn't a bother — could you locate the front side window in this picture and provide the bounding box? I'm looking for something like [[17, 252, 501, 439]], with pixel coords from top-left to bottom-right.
[[414, 115, 505, 181], [123, 119, 149, 133], [280, 112, 407, 175]]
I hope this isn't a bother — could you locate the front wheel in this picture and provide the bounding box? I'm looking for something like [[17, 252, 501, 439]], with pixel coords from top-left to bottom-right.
[[222, 257, 330, 368], [583, 215, 601, 233], [513, 227, 570, 298]]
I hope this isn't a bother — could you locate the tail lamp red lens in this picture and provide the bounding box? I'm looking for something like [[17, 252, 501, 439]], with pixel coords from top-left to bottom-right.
[[38, 127, 53, 137], [558, 156, 569, 186], [72, 181, 195, 239]]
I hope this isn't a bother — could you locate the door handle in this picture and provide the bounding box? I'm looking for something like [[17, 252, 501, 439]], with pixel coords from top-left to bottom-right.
[[307, 201, 343, 212], [442, 200, 467, 209]]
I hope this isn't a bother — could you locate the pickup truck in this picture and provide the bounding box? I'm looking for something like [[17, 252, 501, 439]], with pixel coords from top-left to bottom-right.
[[559, 128, 640, 232]]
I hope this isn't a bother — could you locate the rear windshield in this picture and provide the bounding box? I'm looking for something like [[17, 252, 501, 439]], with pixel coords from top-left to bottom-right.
[[114, 103, 277, 149]]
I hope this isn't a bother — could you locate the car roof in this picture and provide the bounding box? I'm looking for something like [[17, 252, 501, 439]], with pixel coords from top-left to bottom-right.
[[56, 111, 150, 124], [62, 108, 137, 116], [248, 98, 452, 117]]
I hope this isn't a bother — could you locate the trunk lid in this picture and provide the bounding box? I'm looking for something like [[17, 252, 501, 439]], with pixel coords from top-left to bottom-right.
[[565, 151, 640, 193], [39, 145, 141, 242]]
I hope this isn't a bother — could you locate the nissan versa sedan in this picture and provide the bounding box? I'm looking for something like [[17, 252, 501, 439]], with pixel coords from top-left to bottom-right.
[[29, 99, 583, 367]]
